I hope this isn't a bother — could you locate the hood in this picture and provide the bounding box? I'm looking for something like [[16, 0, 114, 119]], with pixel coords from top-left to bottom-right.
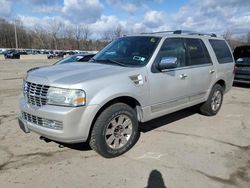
[[27, 62, 138, 86]]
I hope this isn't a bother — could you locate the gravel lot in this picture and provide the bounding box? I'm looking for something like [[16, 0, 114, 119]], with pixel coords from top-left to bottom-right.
[[0, 59, 249, 188]]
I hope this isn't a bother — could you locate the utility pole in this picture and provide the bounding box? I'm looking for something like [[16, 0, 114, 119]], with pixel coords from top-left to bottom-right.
[[14, 20, 18, 49]]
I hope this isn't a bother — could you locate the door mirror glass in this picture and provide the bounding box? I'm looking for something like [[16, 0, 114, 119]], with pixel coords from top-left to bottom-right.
[[158, 57, 177, 71]]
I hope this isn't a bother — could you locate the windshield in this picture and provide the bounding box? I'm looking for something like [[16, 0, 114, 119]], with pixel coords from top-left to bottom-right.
[[93, 36, 161, 66], [55, 55, 84, 65]]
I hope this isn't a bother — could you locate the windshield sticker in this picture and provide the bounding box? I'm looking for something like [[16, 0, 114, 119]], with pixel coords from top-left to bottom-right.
[[133, 56, 145, 62], [150, 38, 156, 43], [105, 51, 116, 55]]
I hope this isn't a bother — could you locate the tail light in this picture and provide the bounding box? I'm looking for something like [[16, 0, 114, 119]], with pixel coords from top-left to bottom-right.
[[232, 64, 236, 74]]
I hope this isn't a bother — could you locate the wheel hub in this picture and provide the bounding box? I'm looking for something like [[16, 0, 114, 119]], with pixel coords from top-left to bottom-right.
[[113, 125, 124, 138], [211, 90, 222, 111], [105, 115, 133, 149]]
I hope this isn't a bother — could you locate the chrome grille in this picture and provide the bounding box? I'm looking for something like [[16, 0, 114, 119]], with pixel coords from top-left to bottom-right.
[[22, 112, 63, 130], [24, 81, 50, 107]]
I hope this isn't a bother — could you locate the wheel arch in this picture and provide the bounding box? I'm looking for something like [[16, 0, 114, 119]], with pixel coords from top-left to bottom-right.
[[86, 96, 142, 142], [214, 79, 226, 92]]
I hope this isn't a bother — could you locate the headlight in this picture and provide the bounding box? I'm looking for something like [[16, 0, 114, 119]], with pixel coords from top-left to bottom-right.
[[47, 87, 86, 107]]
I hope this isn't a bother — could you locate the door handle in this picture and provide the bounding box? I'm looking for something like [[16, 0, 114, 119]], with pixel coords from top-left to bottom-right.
[[180, 74, 188, 79], [210, 70, 215, 74]]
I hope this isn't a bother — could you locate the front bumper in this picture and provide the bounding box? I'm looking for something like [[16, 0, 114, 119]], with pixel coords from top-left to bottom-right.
[[18, 97, 99, 143]]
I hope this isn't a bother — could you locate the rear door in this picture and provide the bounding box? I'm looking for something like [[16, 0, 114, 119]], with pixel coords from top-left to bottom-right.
[[184, 38, 215, 103], [209, 39, 235, 89]]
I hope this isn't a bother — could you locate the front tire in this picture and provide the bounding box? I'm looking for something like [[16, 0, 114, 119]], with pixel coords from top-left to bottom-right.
[[200, 84, 224, 116], [89, 103, 139, 158]]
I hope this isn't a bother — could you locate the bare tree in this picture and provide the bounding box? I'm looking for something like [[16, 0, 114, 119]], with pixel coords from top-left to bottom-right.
[[0, 18, 109, 50], [48, 18, 63, 50], [83, 26, 90, 41], [247, 31, 250, 44], [34, 25, 47, 48], [73, 25, 83, 49], [102, 30, 113, 41], [113, 24, 123, 39], [223, 30, 232, 41], [72, 25, 90, 50], [83, 26, 90, 50]]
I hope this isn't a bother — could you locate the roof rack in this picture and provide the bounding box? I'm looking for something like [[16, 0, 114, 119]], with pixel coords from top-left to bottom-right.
[[141, 30, 175, 34], [173, 30, 217, 37], [141, 30, 217, 37]]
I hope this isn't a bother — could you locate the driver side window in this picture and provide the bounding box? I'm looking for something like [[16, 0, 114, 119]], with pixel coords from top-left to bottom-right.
[[157, 38, 186, 68]]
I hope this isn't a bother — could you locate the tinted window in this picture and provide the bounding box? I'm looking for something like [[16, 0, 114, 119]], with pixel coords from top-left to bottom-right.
[[209, 39, 233, 64], [185, 38, 212, 66], [156, 38, 186, 68]]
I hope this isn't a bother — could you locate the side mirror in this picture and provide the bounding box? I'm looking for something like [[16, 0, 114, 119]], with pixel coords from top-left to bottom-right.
[[158, 57, 178, 71]]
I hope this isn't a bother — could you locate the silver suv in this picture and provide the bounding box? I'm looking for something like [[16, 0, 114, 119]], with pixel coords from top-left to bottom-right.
[[18, 30, 235, 158]]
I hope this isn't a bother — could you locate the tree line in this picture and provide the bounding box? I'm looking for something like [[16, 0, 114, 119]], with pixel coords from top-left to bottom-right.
[[0, 18, 124, 51], [0, 18, 249, 51]]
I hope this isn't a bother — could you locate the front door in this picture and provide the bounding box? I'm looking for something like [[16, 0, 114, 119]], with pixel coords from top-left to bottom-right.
[[148, 38, 191, 119]]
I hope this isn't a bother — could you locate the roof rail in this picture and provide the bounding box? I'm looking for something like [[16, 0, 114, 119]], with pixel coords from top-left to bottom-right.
[[141, 30, 217, 37], [173, 30, 217, 37], [140, 31, 175, 34]]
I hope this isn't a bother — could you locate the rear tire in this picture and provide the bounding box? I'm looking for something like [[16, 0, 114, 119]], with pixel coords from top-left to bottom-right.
[[200, 84, 224, 116], [89, 103, 139, 158]]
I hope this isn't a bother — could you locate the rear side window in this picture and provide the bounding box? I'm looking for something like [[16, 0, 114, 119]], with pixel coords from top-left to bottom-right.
[[209, 39, 233, 64], [185, 38, 212, 66]]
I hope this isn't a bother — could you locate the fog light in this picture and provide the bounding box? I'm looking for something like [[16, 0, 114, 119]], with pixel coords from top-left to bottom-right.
[[43, 119, 63, 130], [21, 111, 63, 130]]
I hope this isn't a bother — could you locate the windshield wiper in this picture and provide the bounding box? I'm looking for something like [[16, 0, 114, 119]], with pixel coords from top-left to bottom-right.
[[95, 58, 126, 67]]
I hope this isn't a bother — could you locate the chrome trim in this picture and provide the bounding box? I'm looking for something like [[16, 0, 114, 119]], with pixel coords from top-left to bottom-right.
[[151, 96, 188, 113], [24, 81, 50, 107], [161, 63, 213, 73], [21, 111, 63, 130], [151, 91, 207, 113], [189, 92, 206, 101]]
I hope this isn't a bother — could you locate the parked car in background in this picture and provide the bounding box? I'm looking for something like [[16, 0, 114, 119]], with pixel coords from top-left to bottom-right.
[[54, 53, 96, 65], [0, 48, 8, 54], [26, 53, 96, 73], [47, 51, 64, 59], [4, 50, 20, 59], [233, 45, 250, 84], [18, 50, 28, 55]]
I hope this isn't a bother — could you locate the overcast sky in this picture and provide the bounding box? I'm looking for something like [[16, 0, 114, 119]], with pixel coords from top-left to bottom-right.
[[0, 0, 249, 39]]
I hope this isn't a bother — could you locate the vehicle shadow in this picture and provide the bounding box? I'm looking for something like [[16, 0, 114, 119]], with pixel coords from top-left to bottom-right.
[[146, 169, 167, 188], [39, 136, 92, 151], [233, 82, 250, 88], [57, 142, 92, 151], [140, 105, 199, 133]]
